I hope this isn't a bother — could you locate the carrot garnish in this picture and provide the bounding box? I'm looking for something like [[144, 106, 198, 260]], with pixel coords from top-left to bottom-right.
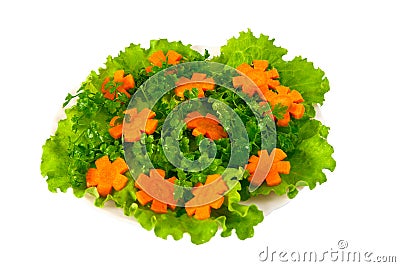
[[233, 60, 279, 99], [184, 111, 227, 140], [246, 149, 290, 187], [86, 155, 129, 197], [174, 73, 215, 98], [185, 174, 228, 220], [233, 59, 305, 126], [145, 50, 182, 73], [268, 86, 305, 127], [135, 169, 177, 214], [108, 108, 158, 142], [101, 70, 134, 100]]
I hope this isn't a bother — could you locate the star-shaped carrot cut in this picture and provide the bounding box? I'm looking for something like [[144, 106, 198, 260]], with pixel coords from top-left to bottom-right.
[[86, 155, 129, 197], [246, 149, 290, 187], [101, 70, 135, 100], [145, 50, 182, 73], [185, 174, 228, 220], [175, 73, 215, 98], [108, 108, 158, 142], [135, 169, 177, 214], [268, 86, 305, 127], [184, 111, 227, 140], [232, 60, 279, 99]]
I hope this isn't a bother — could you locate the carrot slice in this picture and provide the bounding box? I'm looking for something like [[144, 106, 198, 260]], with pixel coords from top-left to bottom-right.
[[266, 85, 306, 126], [252, 60, 269, 71], [109, 124, 123, 139], [288, 103, 305, 119], [136, 190, 153, 205], [145, 119, 158, 134], [148, 50, 166, 67], [185, 175, 228, 220], [113, 70, 125, 82], [101, 70, 135, 100], [166, 50, 182, 65], [85, 156, 129, 197], [174, 73, 215, 98], [146, 50, 182, 73], [108, 108, 159, 141], [246, 148, 291, 187], [135, 169, 176, 213], [234, 60, 280, 99], [109, 116, 120, 127], [185, 112, 227, 140]]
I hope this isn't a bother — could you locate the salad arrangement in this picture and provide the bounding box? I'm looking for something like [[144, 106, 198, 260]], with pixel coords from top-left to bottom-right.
[[41, 30, 335, 244]]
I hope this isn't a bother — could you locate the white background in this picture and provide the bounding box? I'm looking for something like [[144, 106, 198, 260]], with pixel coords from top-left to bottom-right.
[[1, 0, 399, 266]]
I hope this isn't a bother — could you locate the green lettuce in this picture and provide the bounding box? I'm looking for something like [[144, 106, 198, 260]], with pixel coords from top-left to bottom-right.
[[147, 39, 206, 62], [41, 32, 335, 244], [41, 108, 76, 193], [250, 120, 336, 199], [213, 30, 335, 199], [214, 30, 287, 67]]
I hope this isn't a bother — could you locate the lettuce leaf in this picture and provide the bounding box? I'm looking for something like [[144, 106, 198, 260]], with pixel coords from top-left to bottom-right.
[[214, 29, 287, 67], [213, 30, 335, 199], [146, 39, 205, 61], [129, 183, 264, 244], [218, 182, 264, 239], [251, 120, 336, 198], [274, 57, 330, 105], [41, 32, 335, 244], [102, 43, 148, 80], [41, 108, 76, 193], [41, 43, 150, 196]]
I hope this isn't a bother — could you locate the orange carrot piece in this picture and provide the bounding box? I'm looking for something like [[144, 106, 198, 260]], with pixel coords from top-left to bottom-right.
[[185, 175, 228, 220], [113, 70, 125, 83], [270, 148, 287, 162], [150, 200, 168, 214], [136, 190, 154, 205], [112, 157, 129, 173], [269, 95, 292, 108], [145, 119, 158, 134], [288, 103, 305, 119], [204, 174, 222, 184], [252, 60, 269, 71], [288, 90, 304, 103], [276, 85, 290, 94], [191, 73, 207, 80], [146, 50, 182, 73], [166, 50, 182, 65], [123, 108, 159, 142], [148, 50, 166, 67], [86, 168, 99, 187], [185, 112, 227, 140], [265, 171, 281, 186], [86, 156, 129, 197], [109, 124, 123, 139], [246, 148, 291, 187], [108, 108, 159, 141], [234, 60, 280, 99], [109, 116, 120, 127], [101, 70, 134, 100], [236, 63, 254, 74], [135, 169, 176, 213], [113, 174, 129, 191], [266, 68, 279, 79], [276, 161, 291, 174], [266, 85, 306, 126], [174, 73, 215, 98], [234, 60, 306, 126], [277, 112, 291, 127], [122, 74, 135, 90]]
